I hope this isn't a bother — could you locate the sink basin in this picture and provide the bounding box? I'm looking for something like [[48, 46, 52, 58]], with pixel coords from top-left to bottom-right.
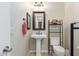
[[31, 34, 47, 39]]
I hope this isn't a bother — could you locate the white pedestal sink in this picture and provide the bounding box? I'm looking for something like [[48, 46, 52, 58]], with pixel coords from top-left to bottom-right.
[[31, 34, 47, 56]]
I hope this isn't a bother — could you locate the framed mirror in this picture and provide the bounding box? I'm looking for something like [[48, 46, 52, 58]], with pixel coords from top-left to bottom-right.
[[33, 11, 45, 30]]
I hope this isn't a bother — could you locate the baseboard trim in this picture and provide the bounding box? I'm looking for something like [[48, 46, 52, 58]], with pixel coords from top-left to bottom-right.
[[29, 50, 48, 53]]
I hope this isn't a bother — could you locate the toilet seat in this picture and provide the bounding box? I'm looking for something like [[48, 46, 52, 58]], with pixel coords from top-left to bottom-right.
[[53, 46, 65, 56]]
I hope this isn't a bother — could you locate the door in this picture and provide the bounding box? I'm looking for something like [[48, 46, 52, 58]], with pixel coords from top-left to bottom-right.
[[74, 23, 79, 56]]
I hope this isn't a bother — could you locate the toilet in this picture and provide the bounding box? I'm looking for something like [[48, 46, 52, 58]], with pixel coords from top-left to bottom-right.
[[50, 37, 65, 56]]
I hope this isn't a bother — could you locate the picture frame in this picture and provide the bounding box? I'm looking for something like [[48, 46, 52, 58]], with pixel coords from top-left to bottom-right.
[[33, 11, 45, 30], [26, 12, 31, 30]]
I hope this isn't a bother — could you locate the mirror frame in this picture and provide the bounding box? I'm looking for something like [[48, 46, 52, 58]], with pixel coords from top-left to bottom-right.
[[32, 11, 45, 30]]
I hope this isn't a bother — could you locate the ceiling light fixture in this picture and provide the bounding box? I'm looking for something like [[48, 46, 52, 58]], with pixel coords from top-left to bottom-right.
[[34, 2, 44, 7]]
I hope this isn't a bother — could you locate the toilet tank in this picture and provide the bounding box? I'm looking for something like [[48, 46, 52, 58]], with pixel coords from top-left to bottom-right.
[[50, 37, 60, 46]]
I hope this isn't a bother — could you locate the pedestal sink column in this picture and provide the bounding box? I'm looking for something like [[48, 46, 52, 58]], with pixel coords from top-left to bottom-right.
[[31, 34, 46, 56], [36, 39, 41, 56]]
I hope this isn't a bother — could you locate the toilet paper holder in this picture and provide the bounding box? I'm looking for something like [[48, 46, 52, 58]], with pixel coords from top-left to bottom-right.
[[2, 46, 12, 56]]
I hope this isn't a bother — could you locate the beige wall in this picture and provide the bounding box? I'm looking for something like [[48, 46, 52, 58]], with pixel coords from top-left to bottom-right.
[[10, 3, 31, 56], [64, 3, 79, 49]]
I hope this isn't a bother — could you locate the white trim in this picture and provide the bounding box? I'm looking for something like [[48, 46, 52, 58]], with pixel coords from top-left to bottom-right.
[[29, 50, 48, 53]]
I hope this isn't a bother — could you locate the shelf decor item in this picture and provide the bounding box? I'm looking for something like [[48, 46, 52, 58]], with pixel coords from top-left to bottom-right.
[[33, 11, 45, 30], [26, 12, 31, 30], [49, 18, 62, 25]]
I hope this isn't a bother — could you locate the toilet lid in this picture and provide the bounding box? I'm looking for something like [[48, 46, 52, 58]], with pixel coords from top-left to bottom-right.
[[53, 46, 65, 52]]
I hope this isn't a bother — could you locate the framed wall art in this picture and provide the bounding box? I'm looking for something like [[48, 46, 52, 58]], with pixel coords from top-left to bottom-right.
[[26, 12, 31, 30]]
